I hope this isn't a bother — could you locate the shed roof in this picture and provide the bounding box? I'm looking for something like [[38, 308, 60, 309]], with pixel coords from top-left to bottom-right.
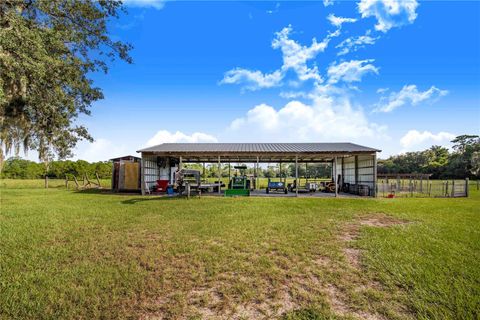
[[109, 155, 141, 161], [138, 143, 380, 154]]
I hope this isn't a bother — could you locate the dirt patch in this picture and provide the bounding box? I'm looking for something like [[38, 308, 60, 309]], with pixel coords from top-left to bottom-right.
[[343, 247, 361, 268], [325, 285, 350, 315], [325, 284, 384, 320], [322, 214, 411, 320], [359, 215, 409, 228], [339, 214, 409, 243], [180, 276, 300, 319]]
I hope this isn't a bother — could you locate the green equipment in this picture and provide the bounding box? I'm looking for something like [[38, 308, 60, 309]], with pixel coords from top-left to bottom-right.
[[225, 165, 250, 197]]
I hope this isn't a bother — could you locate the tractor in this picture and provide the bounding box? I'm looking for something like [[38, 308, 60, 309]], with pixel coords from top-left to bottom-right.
[[225, 165, 250, 196]]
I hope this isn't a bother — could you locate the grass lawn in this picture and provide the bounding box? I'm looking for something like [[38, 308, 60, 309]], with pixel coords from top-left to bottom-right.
[[1, 181, 479, 319]]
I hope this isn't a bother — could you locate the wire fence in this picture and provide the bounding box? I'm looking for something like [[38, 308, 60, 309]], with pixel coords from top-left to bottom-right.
[[376, 178, 470, 198]]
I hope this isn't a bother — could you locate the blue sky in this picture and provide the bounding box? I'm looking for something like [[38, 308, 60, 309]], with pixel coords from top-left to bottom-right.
[[67, 0, 480, 161]]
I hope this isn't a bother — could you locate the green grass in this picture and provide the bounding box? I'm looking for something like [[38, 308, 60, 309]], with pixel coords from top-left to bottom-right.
[[1, 180, 479, 319], [0, 178, 111, 189]]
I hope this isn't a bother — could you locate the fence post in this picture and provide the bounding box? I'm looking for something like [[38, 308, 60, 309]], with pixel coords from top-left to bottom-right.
[[451, 180, 455, 197], [465, 178, 469, 197], [445, 181, 448, 197], [409, 178, 413, 197]]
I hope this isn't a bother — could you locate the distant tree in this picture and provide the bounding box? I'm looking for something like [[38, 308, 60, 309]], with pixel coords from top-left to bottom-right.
[[447, 135, 480, 178], [0, 0, 132, 173]]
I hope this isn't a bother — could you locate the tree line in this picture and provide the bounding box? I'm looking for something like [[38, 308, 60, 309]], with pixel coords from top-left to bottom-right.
[[1, 158, 112, 180], [378, 135, 479, 179], [184, 163, 332, 179], [2, 135, 478, 180]]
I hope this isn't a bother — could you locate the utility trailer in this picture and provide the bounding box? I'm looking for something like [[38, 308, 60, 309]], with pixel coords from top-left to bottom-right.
[[266, 178, 288, 194]]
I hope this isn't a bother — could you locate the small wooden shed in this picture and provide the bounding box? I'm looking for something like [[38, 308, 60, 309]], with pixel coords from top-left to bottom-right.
[[110, 155, 142, 192]]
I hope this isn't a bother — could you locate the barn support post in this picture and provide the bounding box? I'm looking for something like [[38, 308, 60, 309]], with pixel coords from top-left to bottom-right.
[[465, 178, 469, 197], [141, 155, 145, 195], [179, 156, 183, 170], [354, 156, 359, 196], [373, 153, 377, 197], [202, 162, 205, 181], [295, 155, 299, 197], [280, 162, 283, 184], [111, 162, 115, 190], [334, 156, 338, 197], [256, 156, 259, 190], [217, 156, 221, 195]]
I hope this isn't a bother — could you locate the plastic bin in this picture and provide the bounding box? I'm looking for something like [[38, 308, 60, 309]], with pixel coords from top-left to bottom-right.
[[156, 180, 169, 192]]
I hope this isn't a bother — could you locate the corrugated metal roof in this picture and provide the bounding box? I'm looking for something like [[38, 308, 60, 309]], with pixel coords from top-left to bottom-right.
[[137, 143, 380, 153]]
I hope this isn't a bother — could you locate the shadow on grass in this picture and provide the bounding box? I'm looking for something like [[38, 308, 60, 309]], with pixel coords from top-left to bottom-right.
[[121, 196, 185, 204], [72, 188, 114, 195]]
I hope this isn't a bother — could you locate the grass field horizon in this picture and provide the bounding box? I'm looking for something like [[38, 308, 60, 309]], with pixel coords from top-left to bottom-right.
[[1, 180, 479, 319]]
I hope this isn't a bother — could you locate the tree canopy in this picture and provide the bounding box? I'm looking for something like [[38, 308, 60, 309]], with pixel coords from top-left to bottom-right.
[[378, 135, 480, 179], [0, 0, 131, 170]]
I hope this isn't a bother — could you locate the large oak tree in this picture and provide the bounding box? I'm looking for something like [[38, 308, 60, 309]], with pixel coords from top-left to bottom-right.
[[0, 0, 132, 171]]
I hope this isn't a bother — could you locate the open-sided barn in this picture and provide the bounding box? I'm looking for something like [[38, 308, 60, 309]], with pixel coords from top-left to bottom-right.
[[136, 142, 381, 197]]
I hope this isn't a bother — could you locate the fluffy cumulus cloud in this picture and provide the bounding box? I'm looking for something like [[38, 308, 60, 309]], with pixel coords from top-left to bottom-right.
[[375, 84, 448, 112], [146, 130, 218, 147], [221, 25, 333, 90], [327, 14, 357, 28], [227, 87, 387, 143], [400, 130, 455, 151], [327, 59, 379, 84], [358, 0, 419, 32], [123, 0, 166, 10]]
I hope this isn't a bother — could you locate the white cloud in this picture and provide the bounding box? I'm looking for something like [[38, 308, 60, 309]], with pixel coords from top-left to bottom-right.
[[336, 31, 378, 56], [327, 59, 379, 84], [323, 0, 334, 7], [74, 138, 128, 162], [272, 26, 329, 82], [227, 87, 387, 143], [123, 0, 166, 10], [376, 87, 389, 94], [400, 130, 455, 151], [266, 2, 280, 14], [375, 84, 448, 112], [358, 0, 419, 32], [221, 25, 332, 90], [220, 69, 283, 91], [146, 130, 218, 147], [327, 14, 357, 28]]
